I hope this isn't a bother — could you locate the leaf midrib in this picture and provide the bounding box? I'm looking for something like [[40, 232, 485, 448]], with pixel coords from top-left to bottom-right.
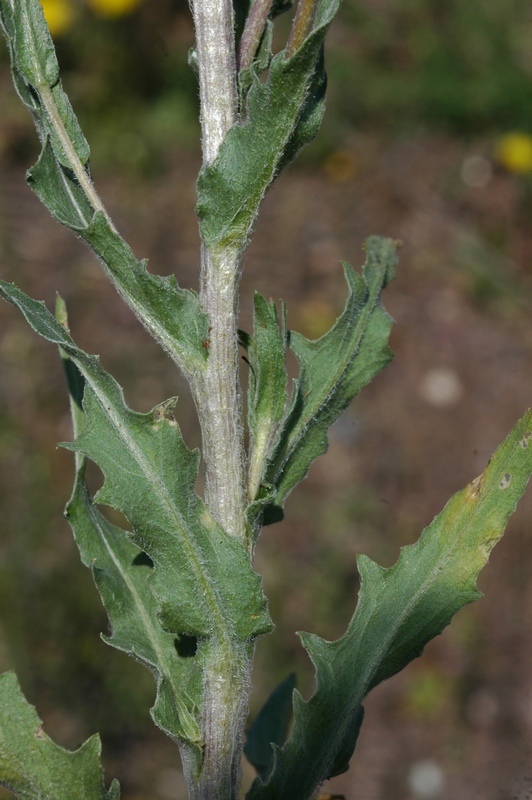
[[267, 434, 522, 799], [271, 271, 386, 493], [87, 500, 200, 740], [321, 451, 515, 781], [0, 287, 232, 642], [75, 358, 232, 642]]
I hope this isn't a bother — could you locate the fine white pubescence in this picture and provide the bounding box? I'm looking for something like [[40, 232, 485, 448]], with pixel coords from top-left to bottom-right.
[[196, 243, 247, 543], [199, 642, 252, 799], [191, 0, 245, 542], [190, 0, 237, 164], [189, 3, 253, 798], [39, 84, 107, 220]]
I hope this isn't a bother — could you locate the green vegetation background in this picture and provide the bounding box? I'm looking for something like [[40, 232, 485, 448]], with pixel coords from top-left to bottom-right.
[[3, 0, 532, 173]]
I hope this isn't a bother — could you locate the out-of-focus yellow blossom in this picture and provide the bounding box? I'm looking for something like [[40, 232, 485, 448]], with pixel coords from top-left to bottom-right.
[[40, 0, 75, 36], [87, 0, 142, 18], [323, 149, 357, 183], [495, 132, 532, 174]]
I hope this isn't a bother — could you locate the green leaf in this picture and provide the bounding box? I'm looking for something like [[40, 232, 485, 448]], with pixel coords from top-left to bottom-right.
[[325, 704, 364, 780], [0, 0, 90, 170], [27, 136, 94, 229], [66, 469, 204, 751], [57, 298, 203, 753], [0, 0, 208, 381], [244, 673, 296, 780], [0, 672, 119, 800], [26, 145, 209, 380], [247, 410, 532, 800], [246, 294, 288, 508], [81, 212, 209, 377], [261, 236, 397, 525], [196, 0, 339, 249], [73, 385, 272, 641], [0, 281, 273, 648]]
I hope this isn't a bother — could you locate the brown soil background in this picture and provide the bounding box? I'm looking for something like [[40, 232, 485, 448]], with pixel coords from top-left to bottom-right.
[[1, 67, 532, 800]]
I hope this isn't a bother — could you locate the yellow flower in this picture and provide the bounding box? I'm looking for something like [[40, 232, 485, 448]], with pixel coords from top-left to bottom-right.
[[87, 0, 142, 18], [323, 149, 357, 183], [40, 0, 75, 36], [495, 131, 532, 174]]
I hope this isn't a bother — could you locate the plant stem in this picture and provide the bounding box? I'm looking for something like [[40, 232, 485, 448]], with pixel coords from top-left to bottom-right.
[[238, 0, 274, 71], [196, 245, 247, 543], [191, 640, 253, 800], [190, 0, 246, 543], [191, 0, 238, 165], [286, 0, 317, 57], [189, 0, 251, 797]]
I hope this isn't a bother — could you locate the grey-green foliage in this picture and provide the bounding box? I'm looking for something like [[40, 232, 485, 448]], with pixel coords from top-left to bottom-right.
[[1, 0, 89, 168], [0, 0, 209, 382], [247, 410, 532, 798], [244, 293, 288, 513], [66, 468, 203, 746], [197, 0, 339, 249], [0, 280, 271, 765], [0, 672, 120, 800], [245, 236, 397, 527], [1, 0, 532, 797]]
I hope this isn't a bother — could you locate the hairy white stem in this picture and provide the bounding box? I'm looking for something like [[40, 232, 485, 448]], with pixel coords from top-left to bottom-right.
[[189, 0, 252, 798], [186, 641, 253, 800], [179, 640, 253, 800], [197, 245, 247, 542], [191, 0, 237, 164], [190, 0, 245, 543]]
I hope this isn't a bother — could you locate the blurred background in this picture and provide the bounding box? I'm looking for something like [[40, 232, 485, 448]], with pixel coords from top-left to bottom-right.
[[1, 0, 532, 798]]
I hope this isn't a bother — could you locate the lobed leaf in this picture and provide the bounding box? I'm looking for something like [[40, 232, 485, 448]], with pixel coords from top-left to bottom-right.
[[260, 236, 397, 525], [0, 672, 119, 800], [66, 469, 204, 753], [247, 410, 532, 799], [196, 0, 340, 249], [0, 281, 273, 649], [58, 299, 203, 750], [0, 0, 208, 381]]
